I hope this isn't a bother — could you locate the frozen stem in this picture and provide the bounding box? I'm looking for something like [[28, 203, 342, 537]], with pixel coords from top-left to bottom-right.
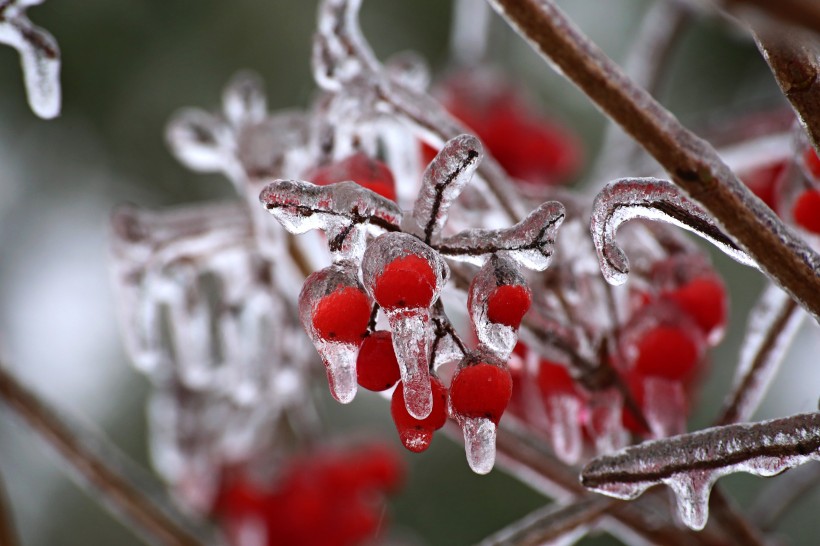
[[0, 364, 214, 546], [716, 284, 803, 426], [488, 0, 820, 324], [477, 497, 616, 546]]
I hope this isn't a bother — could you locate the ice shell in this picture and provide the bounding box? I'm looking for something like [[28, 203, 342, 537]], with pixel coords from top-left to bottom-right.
[[387, 308, 433, 420], [462, 416, 497, 475]]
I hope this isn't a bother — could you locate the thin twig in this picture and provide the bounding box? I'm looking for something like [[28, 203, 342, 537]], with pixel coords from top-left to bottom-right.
[[754, 30, 820, 154], [0, 364, 213, 546], [476, 496, 616, 546], [591, 0, 693, 183], [0, 468, 18, 546], [487, 0, 820, 324]]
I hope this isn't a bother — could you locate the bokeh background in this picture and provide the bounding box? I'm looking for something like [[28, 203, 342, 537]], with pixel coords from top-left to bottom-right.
[[0, 1, 818, 544]]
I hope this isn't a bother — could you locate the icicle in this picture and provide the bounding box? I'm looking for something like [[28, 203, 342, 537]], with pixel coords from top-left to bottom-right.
[[590, 178, 757, 285], [463, 416, 498, 475], [0, 0, 61, 118], [642, 377, 687, 438], [438, 201, 566, 269], [581, 412, 820, 530], [386, 308, 433, 419], [544, 395, 583, 465]]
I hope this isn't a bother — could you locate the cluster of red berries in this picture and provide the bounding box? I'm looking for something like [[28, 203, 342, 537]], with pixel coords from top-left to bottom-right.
[[213, 444, 403, 546], [304, 152, 398, 202], [426, 69, 581, 190]]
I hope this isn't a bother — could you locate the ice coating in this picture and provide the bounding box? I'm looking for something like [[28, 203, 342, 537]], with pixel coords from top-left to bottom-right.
[[581, 412, 820, 529], [468, 254, 527, 359], [298, 262, 368, 404], [410, 134, 483, 244], [642, 377, 686, 438], [312, 0, 379, 91], [544, 394, 583, 465], [362, 233, 448, 418], [166, 108, 233, 174], [0, 0, 61, 119], [222, 70, 267, 128], [462, 416, 498, 475], [438, 201, 566, 269], [586, 389, 628, 456], [590, 178, 757, 285], [386, 308, 433, 419], [260, 179, 402, 261], [718, 283, 803, 425]]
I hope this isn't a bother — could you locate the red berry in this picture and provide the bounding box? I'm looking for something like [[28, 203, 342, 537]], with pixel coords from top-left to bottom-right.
[[740, 161, 785, 211], [356, 331, 401, 391], [306, 152, 397, 201], [804, 147, 820, 179], [536, 359, 577, 398], [450, 363, 513, 424], [352, 443, 405, 491], [374, 254, 437, 309], [632, 326, 700, 381], [486, 284, 531, 328], [312, 287, 370, 344], [792, 189, 820, 234], [666, 276, 727, 337], [391, 377, 448, 452]]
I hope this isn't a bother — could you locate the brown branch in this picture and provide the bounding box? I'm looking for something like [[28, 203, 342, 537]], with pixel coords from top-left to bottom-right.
[[0, 364, 211, 546], [724, 0, 820, 36], [755, 30, 820, 154], [488, 0, 820, 324], [0, 468, 18, 546]]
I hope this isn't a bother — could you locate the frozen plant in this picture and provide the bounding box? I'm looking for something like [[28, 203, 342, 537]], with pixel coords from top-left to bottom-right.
[[1, 1, 820, 546]]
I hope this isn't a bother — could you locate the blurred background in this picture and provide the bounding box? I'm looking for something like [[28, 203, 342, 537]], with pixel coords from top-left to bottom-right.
[[0, 0, 818, 544]]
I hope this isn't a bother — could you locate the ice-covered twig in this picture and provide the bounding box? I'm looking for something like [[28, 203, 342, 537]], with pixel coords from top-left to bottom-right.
[[590, 178, 756, 285], [410, 134, 482, 244], [0, 364, 215, 546], [487, 0, 820, 324], [581, 412, 820, 530], [260, 179, 402, 259], [0, 0, 60, 118], [0, 469, 17, 546], [755, 31, 820, 155], [716, 284, 803, 426], [477, 497, 615, 546], [438, 201, 566, 270]]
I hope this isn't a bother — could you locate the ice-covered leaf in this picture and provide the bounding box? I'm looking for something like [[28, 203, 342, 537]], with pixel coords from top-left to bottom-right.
[[590, 178, 757, 285], [260, 179, 402, 261], [410, 134, 483, 244], [717, 284, 803, 425], [0, 0, 61, 118], [438, 201, 565, 269], [581, 412, 820, 530]]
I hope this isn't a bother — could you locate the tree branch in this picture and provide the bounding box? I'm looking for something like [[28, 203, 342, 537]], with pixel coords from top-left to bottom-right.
[[0, 364, 214, 546], [487, 0, 820, 324]]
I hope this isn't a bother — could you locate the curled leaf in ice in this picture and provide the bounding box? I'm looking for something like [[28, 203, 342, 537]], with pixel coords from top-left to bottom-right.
[[0, 0, 61, 118], [260, 179, 402, 261], [438, 201, 565, 269], [581, 412, 820, 530], [590, 178, 756, 285], [409, 133, 483, 244]]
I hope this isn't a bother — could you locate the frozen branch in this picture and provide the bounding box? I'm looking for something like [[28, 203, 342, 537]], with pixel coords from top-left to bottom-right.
[[0, 364, 215, 546], [487, 0, 820, 324]]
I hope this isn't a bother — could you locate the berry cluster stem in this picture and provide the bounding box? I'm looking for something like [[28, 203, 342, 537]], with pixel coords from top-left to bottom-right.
[[487, 0, 820, 324]]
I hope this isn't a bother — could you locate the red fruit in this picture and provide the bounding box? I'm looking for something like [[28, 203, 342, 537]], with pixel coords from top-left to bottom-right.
[[356, 331, 401, 391], [792, 189, 820, 234], [374, 254, 437, 309], [353, 444, 405, 491], [312, 287, 371, 344], [536, 359, 577, 398], [632, 326, 700, 381], [804, 147, 820, 179], [486, 284, 531, 328], [666, 276, 727, 337], [307, 152, 397, 201], [391, 377, 448, 452], [450, 363, 513, 424]]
